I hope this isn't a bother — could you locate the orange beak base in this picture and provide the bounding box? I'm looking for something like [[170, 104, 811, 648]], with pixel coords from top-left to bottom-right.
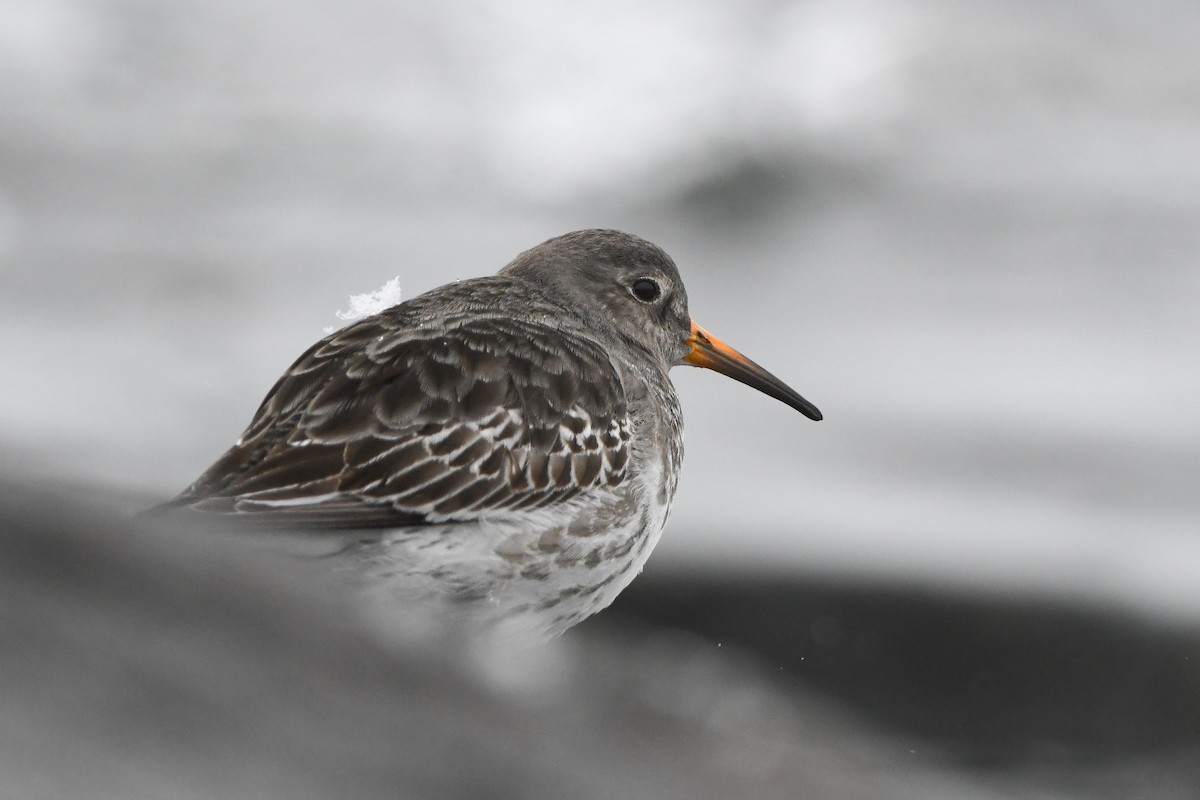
[[683, 321, 822, 421]]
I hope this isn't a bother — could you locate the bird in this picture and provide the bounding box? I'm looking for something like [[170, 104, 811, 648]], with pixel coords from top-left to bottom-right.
[[161, 229, 821, 640]]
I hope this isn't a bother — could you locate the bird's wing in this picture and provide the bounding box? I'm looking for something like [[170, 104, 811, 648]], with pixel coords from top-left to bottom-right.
[[170, 307, 632, 528]]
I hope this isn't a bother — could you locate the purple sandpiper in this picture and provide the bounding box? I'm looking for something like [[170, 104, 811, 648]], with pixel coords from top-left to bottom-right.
[[163, 229, 821, 639]]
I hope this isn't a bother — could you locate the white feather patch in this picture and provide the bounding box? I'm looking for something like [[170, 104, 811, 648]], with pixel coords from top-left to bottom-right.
[[324, 277, 403, 333]]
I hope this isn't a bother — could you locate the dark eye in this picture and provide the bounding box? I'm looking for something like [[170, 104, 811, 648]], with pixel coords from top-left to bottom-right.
[[631, 278, 661, 303]]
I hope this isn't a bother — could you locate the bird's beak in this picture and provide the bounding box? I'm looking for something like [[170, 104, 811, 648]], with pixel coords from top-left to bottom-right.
[[683, 321, 822, 421]]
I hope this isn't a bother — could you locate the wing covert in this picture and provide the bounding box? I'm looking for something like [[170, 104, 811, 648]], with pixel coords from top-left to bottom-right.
[[172, 296, 633, 528]]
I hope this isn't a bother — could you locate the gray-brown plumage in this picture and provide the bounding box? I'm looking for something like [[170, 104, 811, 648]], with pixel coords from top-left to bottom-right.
[[164, 229, 820, 638]]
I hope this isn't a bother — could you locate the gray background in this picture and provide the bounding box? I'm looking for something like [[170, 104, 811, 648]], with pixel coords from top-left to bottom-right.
[[5, 0, 1197, 616], [2, 2, 1198, 793]]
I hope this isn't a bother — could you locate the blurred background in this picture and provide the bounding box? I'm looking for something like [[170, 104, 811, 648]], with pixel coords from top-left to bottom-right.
[[2, 0, 1198, 796]]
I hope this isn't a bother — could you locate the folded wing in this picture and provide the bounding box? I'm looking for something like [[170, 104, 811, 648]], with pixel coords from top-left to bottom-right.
[[171, 293, 632, 529]]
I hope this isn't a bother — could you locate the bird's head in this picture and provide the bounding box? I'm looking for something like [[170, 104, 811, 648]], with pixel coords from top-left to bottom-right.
[[503, 228, 821, 421]]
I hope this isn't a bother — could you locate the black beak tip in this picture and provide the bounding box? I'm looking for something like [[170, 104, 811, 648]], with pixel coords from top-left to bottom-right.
[[794, 398, 822, 421]]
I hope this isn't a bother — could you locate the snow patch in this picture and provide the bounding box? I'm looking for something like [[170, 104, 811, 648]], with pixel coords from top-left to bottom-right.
[[325, 277, 403, 333]]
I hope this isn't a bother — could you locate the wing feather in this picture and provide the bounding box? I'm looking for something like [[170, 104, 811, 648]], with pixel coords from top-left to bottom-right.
[[169, 279, 632, 529]]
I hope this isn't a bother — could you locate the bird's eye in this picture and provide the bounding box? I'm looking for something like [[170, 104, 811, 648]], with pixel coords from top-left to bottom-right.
[[631, 278, 661, 303]]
